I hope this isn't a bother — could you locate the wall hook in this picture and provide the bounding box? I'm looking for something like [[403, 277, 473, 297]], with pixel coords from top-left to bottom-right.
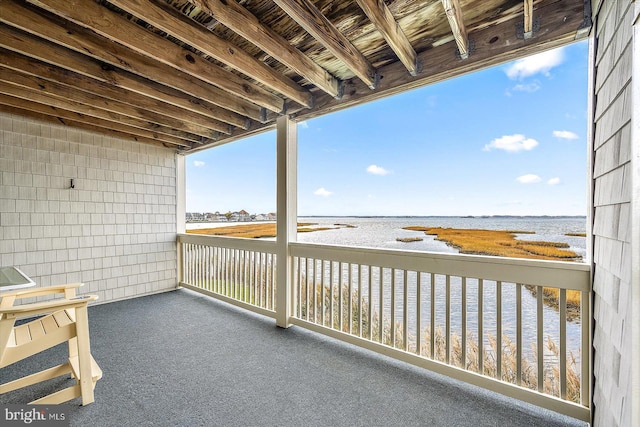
[[70, 179, 75, 189]]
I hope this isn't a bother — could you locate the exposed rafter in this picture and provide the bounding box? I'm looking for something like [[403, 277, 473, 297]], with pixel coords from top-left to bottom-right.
[[523, 0, 534, 39], [0, 103, 189, 148], [104, 0, 314, 109], [0, 22, 262, 125], [0, 49, 234, 134], [0, 83, 203, 145], [0, 67, 222, 139], [0, 93, 197, 147], [20, 0, 286, 113], [273, 0, 379, 89], [441, 0, 469, 59], [355, 0, 419, 76], [187, 0, 342, 99]]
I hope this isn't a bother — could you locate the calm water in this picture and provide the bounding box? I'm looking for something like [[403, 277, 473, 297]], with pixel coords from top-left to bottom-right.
[[296, 216, 587, 261], [188, 216, 587, 258], [188, 216, 588, 365]]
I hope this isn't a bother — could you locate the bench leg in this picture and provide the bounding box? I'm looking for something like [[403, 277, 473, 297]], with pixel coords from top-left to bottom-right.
[[74, 306, 94, 405]]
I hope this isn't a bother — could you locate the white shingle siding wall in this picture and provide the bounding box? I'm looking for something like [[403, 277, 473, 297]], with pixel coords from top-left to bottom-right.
[[592, 0, 634, 425], [0, 111, 177, 303]]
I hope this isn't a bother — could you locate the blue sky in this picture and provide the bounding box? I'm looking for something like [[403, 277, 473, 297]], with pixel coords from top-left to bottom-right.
[[187, 40, 589, 216]]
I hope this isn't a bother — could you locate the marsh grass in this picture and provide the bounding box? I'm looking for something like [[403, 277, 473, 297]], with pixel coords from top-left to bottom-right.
[[188, 222, 355, 238], [403, 227, 581, 261], [298, 226, 333, 233], [396, 237, 424, 242], [188, 222, 279, 238], [298, 281, 581, 403], [528, 285, 582, 318]]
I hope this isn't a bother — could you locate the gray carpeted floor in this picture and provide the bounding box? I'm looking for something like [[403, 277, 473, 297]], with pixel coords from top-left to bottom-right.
[[1, 289, 588, 427]]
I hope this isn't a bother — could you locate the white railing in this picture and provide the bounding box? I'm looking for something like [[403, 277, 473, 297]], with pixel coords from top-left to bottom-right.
[[177, 234, 590, 421], [288, 242, 590, 421], [177, 234, 277, 318]]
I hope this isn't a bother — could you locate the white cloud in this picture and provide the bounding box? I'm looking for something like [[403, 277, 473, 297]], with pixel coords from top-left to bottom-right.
[[513, 82, 541, 92], [366, 164, 390, 175], [193, 160, 205, 167], [505, 48, 565, 80], [547, 177, 561, 185], [483, 134, 539, 152], [314, 187, 333, 197], [553, 130, 579, 140], [299, 121, 309, 129], [509, 81, 541, 95], [517, 174, 542, 184]]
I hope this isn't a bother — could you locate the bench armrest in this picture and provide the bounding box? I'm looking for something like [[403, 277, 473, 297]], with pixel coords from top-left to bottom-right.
[[1, 283, 83, 300], [0, 295, 98, 319]]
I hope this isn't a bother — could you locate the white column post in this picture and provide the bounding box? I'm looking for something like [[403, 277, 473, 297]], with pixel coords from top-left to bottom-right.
[[276, 115, 297, 328], [176, 153, 186, 287]]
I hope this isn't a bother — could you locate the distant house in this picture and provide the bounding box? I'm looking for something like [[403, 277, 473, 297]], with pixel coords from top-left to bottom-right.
[[185, 212, 204, 222], [237, 210, 252, 222]]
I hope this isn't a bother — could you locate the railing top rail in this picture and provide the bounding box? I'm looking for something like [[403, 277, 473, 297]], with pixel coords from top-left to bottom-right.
[[289, 242, 591, 291], [178, 233, 277, 253]]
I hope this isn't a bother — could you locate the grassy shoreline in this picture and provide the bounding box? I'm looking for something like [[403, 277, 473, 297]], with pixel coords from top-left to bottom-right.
[[402, 226, 580, 261], [186, 222, 355, 238], [189, 223, 582, 262]]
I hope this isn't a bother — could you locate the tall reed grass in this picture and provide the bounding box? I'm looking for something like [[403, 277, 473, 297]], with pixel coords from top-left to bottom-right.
[[298, 281, 582, 403]]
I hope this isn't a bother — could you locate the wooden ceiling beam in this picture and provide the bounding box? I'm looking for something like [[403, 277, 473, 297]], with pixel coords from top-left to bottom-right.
[[40, 0, 313, 112], [0, 72, 218, 142], [441, 0, 469, 59], [0, 104, 189, 149], [187, 0, 342, 98], [355, 0, 419, 76], [0, 93, 195, 147], [273, 0, 378, 89], [524, 0, 534, 39], [13, 1, 283, 114], [0, 49, 237, 134], [0, 67, 230, 137], [0, 23, 261, 125], [101, 0, 314, 109]]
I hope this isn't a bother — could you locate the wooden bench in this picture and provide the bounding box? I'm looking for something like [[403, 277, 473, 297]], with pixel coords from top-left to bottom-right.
[[0, 284, 102, 405]]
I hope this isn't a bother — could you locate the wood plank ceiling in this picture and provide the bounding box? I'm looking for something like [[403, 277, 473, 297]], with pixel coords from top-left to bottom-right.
[[0, 0, 591, 152]]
